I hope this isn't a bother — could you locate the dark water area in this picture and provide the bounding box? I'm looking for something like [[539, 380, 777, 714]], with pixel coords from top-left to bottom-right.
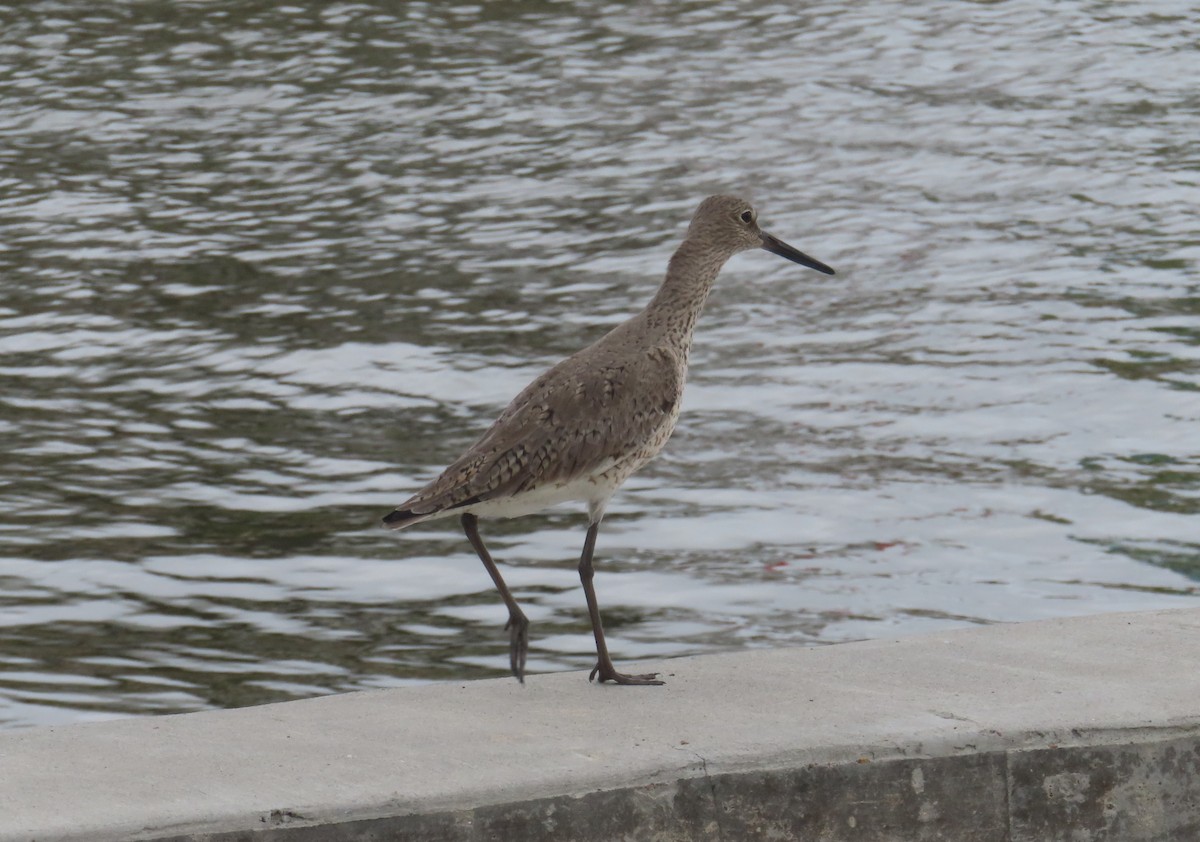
[[1, 0, 1197, 727]]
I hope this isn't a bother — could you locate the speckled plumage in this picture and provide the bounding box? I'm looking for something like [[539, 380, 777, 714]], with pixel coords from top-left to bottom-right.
[[383, 195, 834, 685], [385, 316, 687, 526]]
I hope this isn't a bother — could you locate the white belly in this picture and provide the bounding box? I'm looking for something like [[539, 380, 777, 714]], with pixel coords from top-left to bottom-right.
[[459, 471, 619, 521]]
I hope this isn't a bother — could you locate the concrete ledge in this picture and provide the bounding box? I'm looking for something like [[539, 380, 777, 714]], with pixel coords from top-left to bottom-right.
[[4, 609, 1200, 841]]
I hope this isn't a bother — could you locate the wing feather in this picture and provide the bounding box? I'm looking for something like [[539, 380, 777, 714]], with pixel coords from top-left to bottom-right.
[[386, 343, 683, 525]]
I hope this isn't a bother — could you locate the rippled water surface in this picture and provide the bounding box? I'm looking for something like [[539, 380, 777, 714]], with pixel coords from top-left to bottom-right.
[[2, 1, 1198, 727]]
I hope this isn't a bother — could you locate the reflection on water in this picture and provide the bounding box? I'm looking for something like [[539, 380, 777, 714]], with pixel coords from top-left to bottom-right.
[[1, 1, 1197, 727]]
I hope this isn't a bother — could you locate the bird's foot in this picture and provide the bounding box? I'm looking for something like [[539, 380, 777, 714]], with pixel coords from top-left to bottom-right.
[[589, 662, 665, 686], [505, 612, 530, 683]]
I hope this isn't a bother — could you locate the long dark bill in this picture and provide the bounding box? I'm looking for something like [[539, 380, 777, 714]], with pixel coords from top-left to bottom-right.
[[761, 232, 836, 276]]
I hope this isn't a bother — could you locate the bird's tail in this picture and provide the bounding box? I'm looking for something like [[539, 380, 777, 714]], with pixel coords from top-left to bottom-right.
[[382, 482, 486, 531], [380, 508, 434, 530]]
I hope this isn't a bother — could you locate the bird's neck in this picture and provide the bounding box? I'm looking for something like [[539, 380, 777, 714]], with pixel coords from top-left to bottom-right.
[[642, 238, 730, 346]]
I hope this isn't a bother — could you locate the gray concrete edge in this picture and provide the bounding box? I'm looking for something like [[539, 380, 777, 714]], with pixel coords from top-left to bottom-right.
[[147, 728, 1200, 842], [3, 608, 1200, 841]]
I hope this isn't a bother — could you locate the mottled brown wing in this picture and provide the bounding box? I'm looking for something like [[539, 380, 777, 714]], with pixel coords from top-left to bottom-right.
[[387, 344, 683, 523]]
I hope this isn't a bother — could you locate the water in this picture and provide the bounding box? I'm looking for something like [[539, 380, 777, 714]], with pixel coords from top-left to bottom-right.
[[1, 0, 1197, 728]]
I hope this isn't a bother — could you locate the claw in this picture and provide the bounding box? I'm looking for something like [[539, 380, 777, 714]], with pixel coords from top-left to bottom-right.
[[505, 612, 530, 682], [589, 662, 665, 686]]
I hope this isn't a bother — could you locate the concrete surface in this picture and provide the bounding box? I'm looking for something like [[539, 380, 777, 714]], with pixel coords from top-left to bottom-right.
[[2, 608, 1200, 841]]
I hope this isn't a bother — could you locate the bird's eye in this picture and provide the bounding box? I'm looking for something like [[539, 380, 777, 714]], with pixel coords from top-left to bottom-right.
[[739, 210, 754, 223]]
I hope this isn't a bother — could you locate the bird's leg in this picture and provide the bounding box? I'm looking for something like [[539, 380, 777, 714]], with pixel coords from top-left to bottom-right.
[[462, 513, 530, 683], [578, 521, 664, 686]]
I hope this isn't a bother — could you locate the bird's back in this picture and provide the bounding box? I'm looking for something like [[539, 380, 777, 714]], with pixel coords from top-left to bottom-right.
[[383, 316, 687, 528]]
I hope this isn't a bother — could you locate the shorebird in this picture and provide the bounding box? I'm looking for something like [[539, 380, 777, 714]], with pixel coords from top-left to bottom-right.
[[383, 195, 834, 685]]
